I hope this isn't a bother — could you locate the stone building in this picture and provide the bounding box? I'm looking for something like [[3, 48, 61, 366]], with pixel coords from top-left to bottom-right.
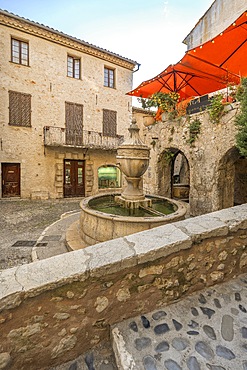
[[183, 0, 246, 49], [0, 10, 137, 199]]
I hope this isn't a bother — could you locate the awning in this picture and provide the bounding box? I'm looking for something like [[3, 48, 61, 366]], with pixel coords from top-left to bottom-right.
[[128, 11, 247, 100]]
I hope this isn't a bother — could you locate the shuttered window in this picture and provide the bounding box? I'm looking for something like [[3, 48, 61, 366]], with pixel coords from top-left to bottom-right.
[[65, 102, 83, 145], [103, 109, 117, 137], [9, 91, 31, 127]]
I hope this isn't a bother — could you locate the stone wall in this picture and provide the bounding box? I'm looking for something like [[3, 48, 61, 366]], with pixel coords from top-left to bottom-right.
[[134, 102, 247, 216], [0, 11, 134, 199], [0, 204, 246, 369], [183, 0, 247, 49]]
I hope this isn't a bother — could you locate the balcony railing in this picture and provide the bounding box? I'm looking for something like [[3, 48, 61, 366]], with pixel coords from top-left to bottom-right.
[[43, 126, 124, 150]]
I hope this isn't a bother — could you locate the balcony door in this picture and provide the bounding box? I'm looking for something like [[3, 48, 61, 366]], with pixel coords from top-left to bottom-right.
[[64, 160, 85, 197], [2, 163, 20, 197]]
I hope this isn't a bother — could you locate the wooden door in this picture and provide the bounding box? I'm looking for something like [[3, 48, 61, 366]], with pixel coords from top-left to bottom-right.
[[2, 163, 20, 197], [64, 160, 85, 197]]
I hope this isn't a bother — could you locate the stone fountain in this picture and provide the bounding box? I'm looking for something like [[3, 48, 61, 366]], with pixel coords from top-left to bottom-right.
[[115, 119, 152, 209], [78, 119, 187, 246]]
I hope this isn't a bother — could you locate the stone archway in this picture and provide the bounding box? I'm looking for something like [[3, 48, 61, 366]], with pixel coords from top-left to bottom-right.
[[218, 147, 247, 209], [157, 148, 190, 200]]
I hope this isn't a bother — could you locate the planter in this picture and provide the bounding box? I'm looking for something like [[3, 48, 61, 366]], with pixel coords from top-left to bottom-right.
[[143, 116, 155, 126], [172, 184, 190, 200]]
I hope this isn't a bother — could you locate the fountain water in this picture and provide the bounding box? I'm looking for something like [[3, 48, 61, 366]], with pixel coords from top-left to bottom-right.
[[79, 119, 187, 246]]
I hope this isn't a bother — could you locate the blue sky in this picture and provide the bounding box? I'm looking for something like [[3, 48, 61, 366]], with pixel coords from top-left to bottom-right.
[[0, 0, 213, 88]]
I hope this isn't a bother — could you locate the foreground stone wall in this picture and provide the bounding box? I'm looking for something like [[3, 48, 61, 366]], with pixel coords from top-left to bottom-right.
[[0, 204, 246, 369]]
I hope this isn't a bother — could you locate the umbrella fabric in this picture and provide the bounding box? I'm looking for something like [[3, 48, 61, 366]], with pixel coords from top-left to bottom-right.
[[128, 63, 239, 100], [128, 11, 247, 100]]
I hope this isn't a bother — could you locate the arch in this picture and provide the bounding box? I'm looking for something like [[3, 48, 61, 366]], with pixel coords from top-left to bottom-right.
[[157, 148, 190, 201], [218, 147, 247, 209], [98, 165, 121, 189]]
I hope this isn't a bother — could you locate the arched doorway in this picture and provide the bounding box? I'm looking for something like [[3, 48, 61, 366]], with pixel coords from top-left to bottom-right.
[[218, 147, 247, 209], [157, 148, 190, 201]]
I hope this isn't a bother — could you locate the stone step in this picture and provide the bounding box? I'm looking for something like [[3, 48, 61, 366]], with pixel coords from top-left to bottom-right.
[[111, 273, 247, 370]]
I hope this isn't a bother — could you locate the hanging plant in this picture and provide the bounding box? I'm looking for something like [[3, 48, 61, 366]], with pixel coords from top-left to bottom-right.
[[138, 92, 180, 121], [235, 77, 247, 157]]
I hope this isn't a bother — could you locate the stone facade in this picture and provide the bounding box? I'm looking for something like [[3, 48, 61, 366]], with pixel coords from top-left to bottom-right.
[[183, 0, 247, 49], [0, 204, 246, 369], [133, 103, 247, 216], [0, 10, 136, 199]]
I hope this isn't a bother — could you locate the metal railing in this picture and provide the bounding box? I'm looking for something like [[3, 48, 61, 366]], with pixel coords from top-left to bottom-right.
[[43, 126, 124, 150]]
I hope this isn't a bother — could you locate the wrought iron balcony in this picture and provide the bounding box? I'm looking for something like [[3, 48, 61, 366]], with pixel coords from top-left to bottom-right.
[[43, 126, 124, 150]]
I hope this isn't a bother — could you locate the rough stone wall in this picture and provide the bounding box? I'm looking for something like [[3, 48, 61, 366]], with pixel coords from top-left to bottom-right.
[[134, 103, 246, 216], [183, 0, 246, 49], [0, 13, 133, 199], [0, 204, 246, 369]]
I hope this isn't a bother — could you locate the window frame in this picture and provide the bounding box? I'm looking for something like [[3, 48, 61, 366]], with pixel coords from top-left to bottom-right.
[[98, 165, 121, 189], [9, 90, 32, 127], [11, 37, 29, 66], [67, 55, 81, 79], [104, 66, 115, 88]]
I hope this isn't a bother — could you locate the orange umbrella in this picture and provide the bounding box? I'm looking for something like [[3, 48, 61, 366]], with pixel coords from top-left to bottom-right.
[[128, 62, 239, 100], [128, 11, 247, 100]]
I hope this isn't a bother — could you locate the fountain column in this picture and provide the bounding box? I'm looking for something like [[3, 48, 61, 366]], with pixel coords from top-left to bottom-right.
[[115, 119, 152, 209]]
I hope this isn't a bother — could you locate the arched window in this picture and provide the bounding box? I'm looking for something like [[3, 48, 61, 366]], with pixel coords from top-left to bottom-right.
[[98, 165, 121, 189]]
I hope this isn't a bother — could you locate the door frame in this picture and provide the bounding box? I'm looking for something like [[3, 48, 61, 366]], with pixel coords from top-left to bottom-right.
[[63, 159, 85, 198]]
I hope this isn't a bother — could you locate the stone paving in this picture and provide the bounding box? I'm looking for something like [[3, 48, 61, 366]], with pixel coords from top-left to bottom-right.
[[112, 273, 247, 370], [0, 198, 81, 270]]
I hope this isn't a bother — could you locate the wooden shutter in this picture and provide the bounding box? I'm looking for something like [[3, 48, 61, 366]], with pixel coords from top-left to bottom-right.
[[103, 109, 117, 137], [65, 102, 83, 145], [9, 91, 31, 127]]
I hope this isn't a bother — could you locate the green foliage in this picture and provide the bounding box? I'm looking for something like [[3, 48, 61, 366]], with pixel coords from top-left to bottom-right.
[[235, 77, 247, 157], [138, 92, 180, 120], [138, 91, 180, 110], [187, 117, 201, 145], [207, 93, 225, 124], [163, 149, 175, 162]]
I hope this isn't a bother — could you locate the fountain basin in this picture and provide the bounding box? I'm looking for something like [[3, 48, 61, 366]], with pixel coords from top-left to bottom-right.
[[79, 193, 187, 246]]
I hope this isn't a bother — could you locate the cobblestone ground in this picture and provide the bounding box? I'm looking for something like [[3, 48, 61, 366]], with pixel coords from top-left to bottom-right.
[[0, 198, 81, 270], [113, 273, 247, 370]]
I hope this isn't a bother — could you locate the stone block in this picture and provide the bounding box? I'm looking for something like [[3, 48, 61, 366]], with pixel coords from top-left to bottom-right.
[[125, 223, 191, 264]]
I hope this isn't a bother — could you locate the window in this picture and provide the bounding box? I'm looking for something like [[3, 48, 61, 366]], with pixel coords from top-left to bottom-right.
[[103, 109, 117, 137], [11, 38, 29, 65], [98, 165, 121, 189], [65, 102, 83, 145], [9, 91, 31, 127], [67, 56, 80, 79], [104, 67, 115, 88]]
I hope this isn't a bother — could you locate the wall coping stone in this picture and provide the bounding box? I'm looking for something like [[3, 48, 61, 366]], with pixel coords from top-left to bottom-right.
[[0, 204, 246, 306]]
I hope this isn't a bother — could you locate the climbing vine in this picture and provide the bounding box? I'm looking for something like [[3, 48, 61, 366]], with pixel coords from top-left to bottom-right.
[[207, 93, 225, 124], [235, 77, 247, 157], [186, 117, 201, 145]]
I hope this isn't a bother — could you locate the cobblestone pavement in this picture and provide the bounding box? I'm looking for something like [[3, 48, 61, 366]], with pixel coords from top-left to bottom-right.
[[0, 198, 81, 270], [112, 273, 247, 370]]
